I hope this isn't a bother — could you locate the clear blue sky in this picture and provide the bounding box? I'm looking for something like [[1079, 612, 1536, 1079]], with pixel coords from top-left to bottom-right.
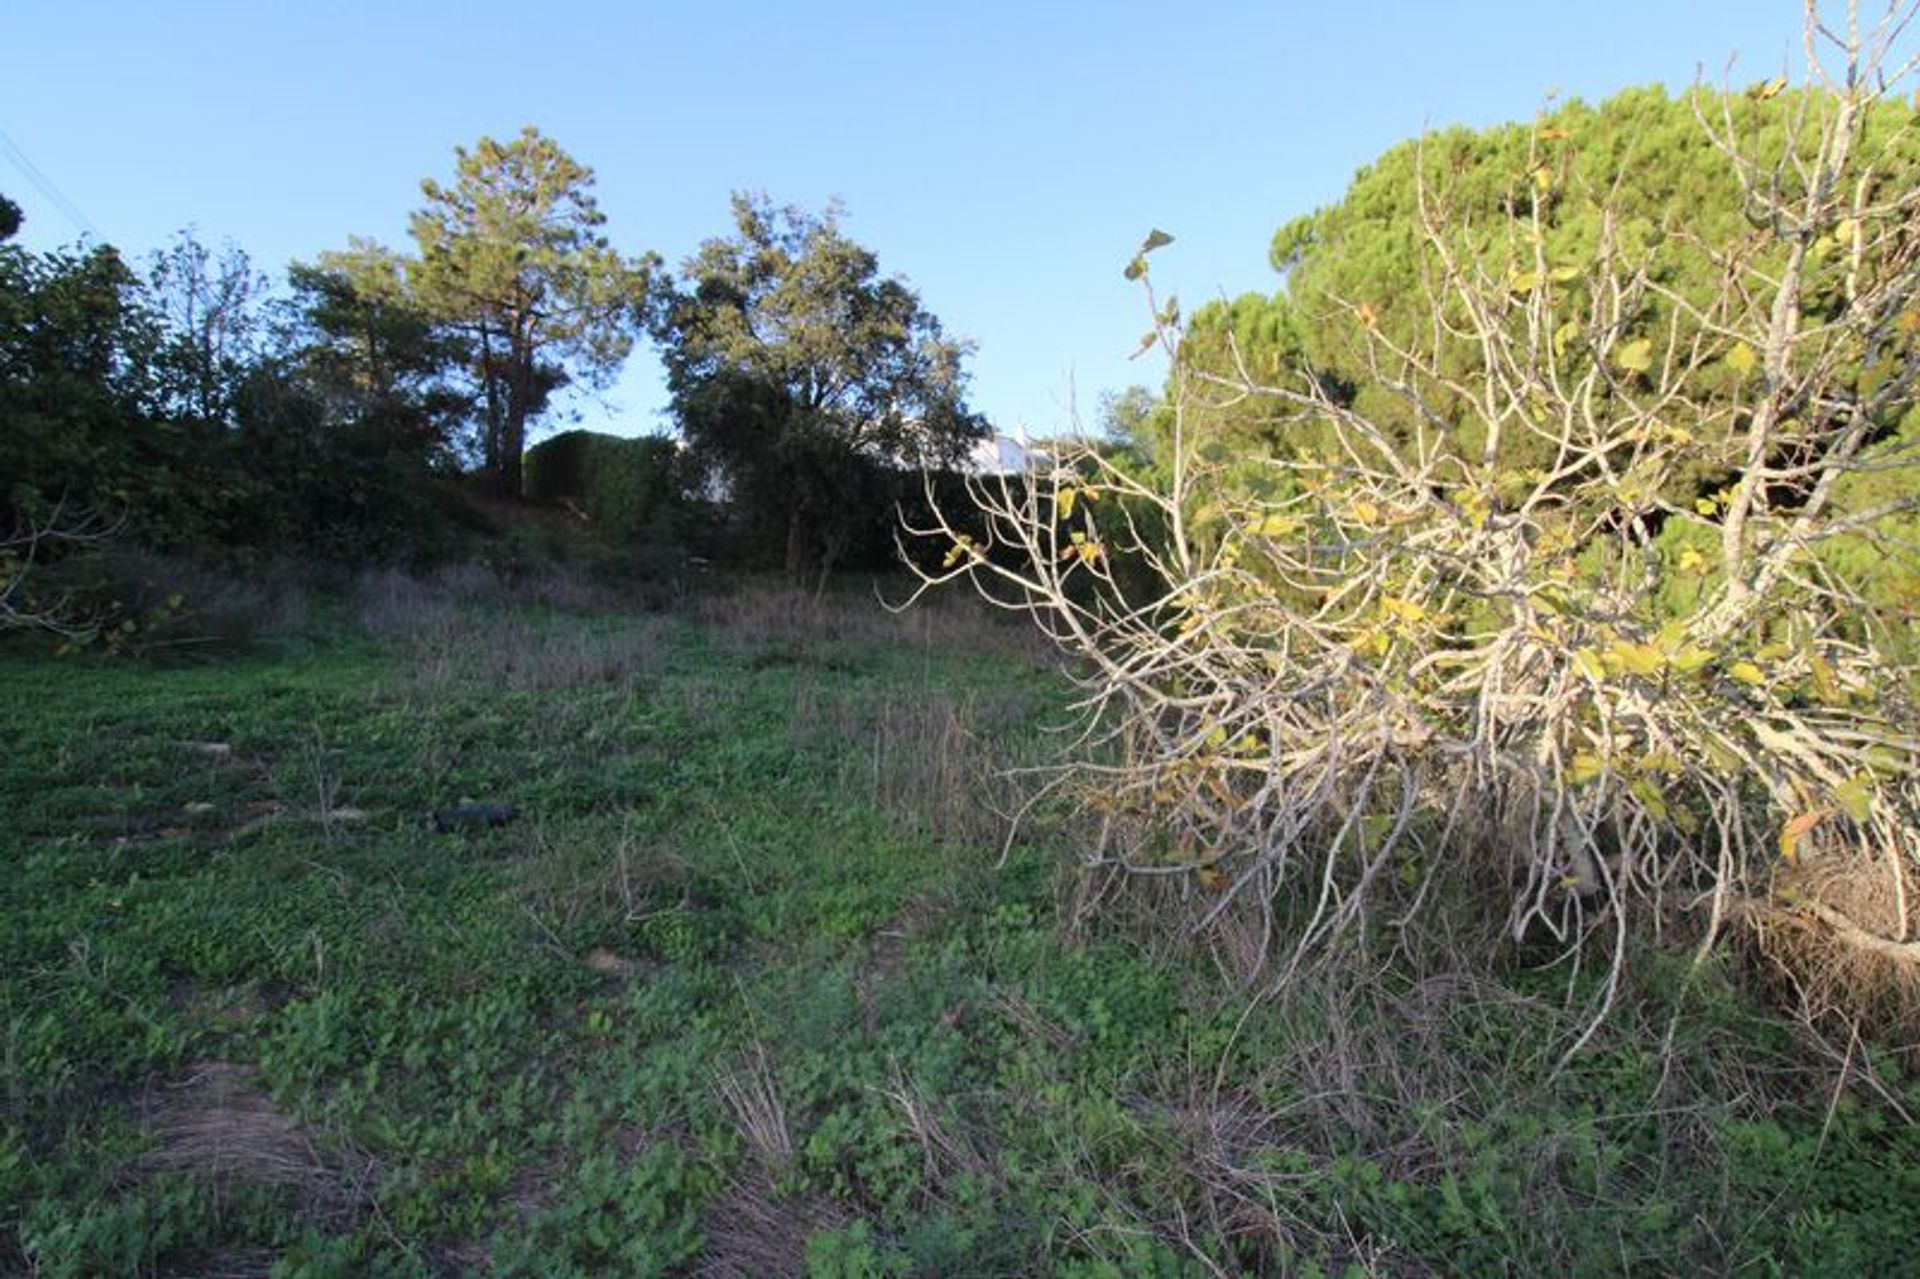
[[4, 1, 1811, 440]]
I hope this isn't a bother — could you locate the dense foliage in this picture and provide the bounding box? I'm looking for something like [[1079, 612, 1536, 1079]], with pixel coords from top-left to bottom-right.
[[322, 128, 655, 499], [1171, 85, 1920, 638], [1, 215, 463, 577], [523, 430, 690, 545], [652, 194, 987, 577]]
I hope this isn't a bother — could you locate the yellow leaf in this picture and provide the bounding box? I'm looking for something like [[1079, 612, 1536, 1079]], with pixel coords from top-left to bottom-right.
[[1380, 595, 1427, 625], [1638, 749, 1685, 777], [1628, 778, 1669, 822], [1725, 341, 1757, 375], [1779, 808, 1830, 864], [1607, 640, 1665, 678], [1616, 338, 1654, 374], [1669, 645, 1714, 676], [1057, 486, 1078, 520], [1809, 652, 1842, 705], [1728, 661, 1765, 687], [1695, 497, 1720, 517], [1566, 752, 1606, 786]]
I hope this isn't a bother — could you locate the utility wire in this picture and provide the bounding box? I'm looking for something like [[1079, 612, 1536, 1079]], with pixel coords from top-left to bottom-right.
[[0, 130, 99, 238]]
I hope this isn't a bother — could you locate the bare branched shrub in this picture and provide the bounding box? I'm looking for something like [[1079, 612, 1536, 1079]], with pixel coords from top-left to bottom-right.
[[0, 501, 117, 638], [909, 4, 1920, 1037]]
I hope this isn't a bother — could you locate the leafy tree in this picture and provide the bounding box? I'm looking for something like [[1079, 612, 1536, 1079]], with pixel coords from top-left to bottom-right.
[[1, 206, 165, 530], [1170, 85, 1920, 526], [653, 194, 985, 577], [325, 127, 653, 497], [281, 260, 472, 462]]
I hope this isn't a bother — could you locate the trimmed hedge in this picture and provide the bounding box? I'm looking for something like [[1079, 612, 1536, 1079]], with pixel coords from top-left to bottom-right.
[[524, 430, 682, 543]]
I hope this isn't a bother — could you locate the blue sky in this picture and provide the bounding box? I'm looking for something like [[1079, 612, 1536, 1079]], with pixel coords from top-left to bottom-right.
[[4, 1, 1811, 440]]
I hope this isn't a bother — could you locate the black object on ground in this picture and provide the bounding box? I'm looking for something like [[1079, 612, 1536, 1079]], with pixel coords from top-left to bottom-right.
[[429, 802, 521, 833]]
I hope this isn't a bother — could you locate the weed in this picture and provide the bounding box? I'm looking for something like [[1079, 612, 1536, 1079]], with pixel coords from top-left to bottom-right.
[[3, 577, 1916, 1274]]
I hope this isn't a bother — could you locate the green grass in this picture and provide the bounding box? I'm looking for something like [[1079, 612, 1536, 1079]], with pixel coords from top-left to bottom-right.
[[2, 581, 1916, 1277]]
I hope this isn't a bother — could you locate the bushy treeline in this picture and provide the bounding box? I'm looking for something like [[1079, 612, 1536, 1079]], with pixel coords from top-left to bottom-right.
[[2, 200, 472, 567], [4, 130, 994, 625]]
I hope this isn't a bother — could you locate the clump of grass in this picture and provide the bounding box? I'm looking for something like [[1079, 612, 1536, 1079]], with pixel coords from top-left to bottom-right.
[[1745, 847, 1920, 1044], [697, 1171, 848, 1279], [123, 1058, 379, 1260], [516, 824, 693, 935], [714, 1042, 793, 1172], [789, 683, 1037, 854]]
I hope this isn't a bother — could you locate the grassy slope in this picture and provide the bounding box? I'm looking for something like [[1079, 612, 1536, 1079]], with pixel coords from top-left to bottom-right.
[[2, 583, 1917, 1278]]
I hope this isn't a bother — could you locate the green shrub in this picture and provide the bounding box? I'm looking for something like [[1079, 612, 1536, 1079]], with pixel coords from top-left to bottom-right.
[[524, 430, 686, 545]]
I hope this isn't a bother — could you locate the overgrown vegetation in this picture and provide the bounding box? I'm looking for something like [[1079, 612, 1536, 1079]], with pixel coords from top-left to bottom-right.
[[7, 4, 1920, 1272], [4, 579, 1918, 1276], [915, 8, 1920, 1051]]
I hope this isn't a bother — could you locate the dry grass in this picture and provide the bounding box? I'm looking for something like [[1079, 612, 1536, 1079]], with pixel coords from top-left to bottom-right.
[[1746, 848, 1920, 1044], [129, 1061, 375, 1228], [41, 549, 316, 655], [787, 681, 1042, 855], [694, 580, 1050, 667], [879, 1066, 986, 1198], [517, 825, 692, 934], [356, 566, 665, 693], [713, 1043, 793, 1172], [695, 1171, 849, 1279]]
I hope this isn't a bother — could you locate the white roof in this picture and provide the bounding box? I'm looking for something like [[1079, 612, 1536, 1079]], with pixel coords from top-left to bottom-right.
[[966, 434, 1053, 475]]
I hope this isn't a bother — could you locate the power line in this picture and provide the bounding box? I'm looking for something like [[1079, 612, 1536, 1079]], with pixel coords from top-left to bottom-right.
[[0, 130, 98, 239]]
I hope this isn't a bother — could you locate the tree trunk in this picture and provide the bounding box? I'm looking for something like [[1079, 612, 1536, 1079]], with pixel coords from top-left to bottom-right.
[[477, 324, 504, 488], [784, 501, 808, 580], [500, 407, 526, 500]]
